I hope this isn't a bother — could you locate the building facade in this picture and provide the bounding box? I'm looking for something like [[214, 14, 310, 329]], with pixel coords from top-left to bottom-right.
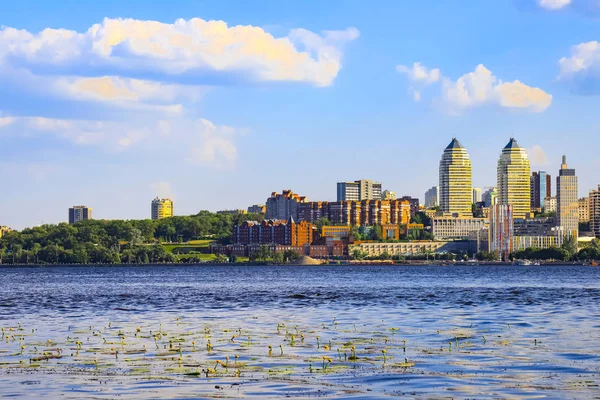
[[483, 187, 497, 207], [337, 180, 382, 201], [382, 190, 396, 200], [473, 188, 482, 203], [424, 186, 439, 208], [69, 205, 92, 224], [350, 241, 471, 257], [233, 218, 314, 246], [151, 198, 173, 221], [0, 226, 11, 239], [297, 199, 411, 226], [489, 204, 514, 261], [544, 196, 557, 213], [265, 190, 307, 220], [589, 185, 600, 239], [432, 217, 488, 240], [399, 196, 420, 216], [247, 204, 266, 214], [439, 138, 473, 216], [556, 156, 578, 239], [578, 197, 590, 223], [530, 171, 551, 211], [497, 138, 531, 219]]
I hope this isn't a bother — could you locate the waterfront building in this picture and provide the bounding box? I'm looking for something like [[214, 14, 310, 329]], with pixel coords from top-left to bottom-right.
[[497, 138, 531, 219], [578, 198, 590, 223], [247, 204, 266, 214], [432, 217, 488, 240], [544, 196, 557, 213], [556, 156, 579, 239], [483, 187, 497, 207], [473, 188, 482, 203], [337, 180, 382, 201], [514, 235, 563, 251], [590, 186, 600, 239], [439, 138, 473, 216], [513, 217, 559, 236], [265, 190, 307, 221], [297, 199, 410, 226], [0, 226, 11, 239], [530, 171, 552, 211], [489, 205, 514, 261], [424, 186, 439, 208], [350, 240, 471, 257], [233, 218, 314, 246], [151, 198, 173, 221], [382, 190, 396, 200], [69, 205, 92, 224]]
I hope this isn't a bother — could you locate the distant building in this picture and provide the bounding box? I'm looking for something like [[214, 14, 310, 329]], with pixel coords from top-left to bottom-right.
[[439, 138, 473, 216], [350, 241, 471, 257], [489, 205, 514, 260], [556, 155, 579, 239], [544, 196, 557, 213], [217, 209, 247, 215], [265, 190, 307, 221], [382, 190, 396, 200], [514, 217, 559, 236], [578, 197, 590, 223], [0, 226, 12, 239], [337, 180, 382, 201], [151, 198, 173, 221], [298, 199, 410, 226], [589, 185, 600, 239], [398, 196, 420, 216], [530, 171, 552, 211], [514, 235, 564, 251], [473, 188, 482, 204], [69, 205, 92, 224], [247, 204, 266, 214], [233, 218, 313, 246], [432, 217, 488, 240], [497, 138, 531, 219], [424, 186, 439, 208], [483, 187, 497, 207]]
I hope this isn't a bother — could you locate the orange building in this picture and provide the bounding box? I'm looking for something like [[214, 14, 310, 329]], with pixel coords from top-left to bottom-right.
[[297, 199, 411, 226], [233, 218, 313, 246]]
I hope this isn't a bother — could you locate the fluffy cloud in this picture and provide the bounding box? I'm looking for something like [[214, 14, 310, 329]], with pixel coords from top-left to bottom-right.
[[188, 119, 238, 167], [397, 63, 552, 114], [0, 18, 358, 87], [558, 41, 600, 93], [529, 145, 550, 165], [537, 0, 571, 10]]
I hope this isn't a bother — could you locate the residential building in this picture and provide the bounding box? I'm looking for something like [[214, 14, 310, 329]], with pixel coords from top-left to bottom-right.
[[497, 138, 531, 219], [382, 190, 396, 200], [69, 205, 92, 224], [514, 235, 563, 251], [382, 224, 400, 240], [489, 205, 514, 261], [151, 198, 173, 221], [297, 199, 411, 226], [556, 156, 579, 239], [322, 225, 351, 238], [337, 180, 382, 201], [424, 186, 439, 208], [578, 198, 590, 223], [514, 217, 558, 236], [432, 217, 488, 240], [265, 190, 307, 220], [217, 209, 247, 215], [439, 138, 473, 216], [247, 204, 266, 214], [473, 188, 482, 203], [483, 187, 497, 207], [544, 196, 557, 213], [350, 241, 471, 257], [0, 226, 11, 239], [589, 185, 600, 238], [530, 171, 552, 211], [399, 196, 420, 216], [232, 218, 314, 246]]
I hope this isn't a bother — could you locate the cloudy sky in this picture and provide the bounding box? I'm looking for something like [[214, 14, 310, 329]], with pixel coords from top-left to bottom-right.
[[1, 0, 599, 229]]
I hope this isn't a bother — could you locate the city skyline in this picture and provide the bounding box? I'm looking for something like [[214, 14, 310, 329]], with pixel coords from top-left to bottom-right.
[[1, 1, 600, 230]]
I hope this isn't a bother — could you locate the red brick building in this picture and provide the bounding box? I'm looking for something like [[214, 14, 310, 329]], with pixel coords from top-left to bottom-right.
[[233, 218, 313, 246]]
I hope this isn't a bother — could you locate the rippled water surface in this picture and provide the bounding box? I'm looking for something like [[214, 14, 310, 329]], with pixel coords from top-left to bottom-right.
[[1, 265, 599, 398]]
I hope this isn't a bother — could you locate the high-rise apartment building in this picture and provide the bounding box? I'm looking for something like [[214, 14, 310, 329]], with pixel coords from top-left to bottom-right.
[[590, 186, 600, 239], [530, 171, 552, 210], [489, 204, 514, 261], [556, 156, 578, 238], [483, 187, 497, 207], [544, 196, 557, 213], [439, 138, 473, 216], [297, 199, 411, 226], [578, 197, 590, 223], [473, 188, 482, 203], [69, 206, 92, 224], [337, 180, 382, 201], [151, 198, 174, 221], [398, 196, 420, 216], [266, 190, 307, 220], [497, 138, 531, 219], [424, 186, 439, 208], [382, 190, 396, 200]]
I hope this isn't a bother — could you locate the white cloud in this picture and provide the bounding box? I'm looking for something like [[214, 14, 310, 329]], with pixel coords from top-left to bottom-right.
[[151, 181, 175, 199], [188, 118, 238, 167], [558, 41, 600, 93], [0, 18, 358, 87], [397, 63, 552, 114], [396, 62, 441, 84], [529, 145, 550, 165], [0, 117, 15, 127], [538, 0, 571, 10]]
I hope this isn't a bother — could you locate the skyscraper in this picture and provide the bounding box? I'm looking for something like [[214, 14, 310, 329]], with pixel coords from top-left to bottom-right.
[[473, 188, 482, 203], [556, 156, 578, 238], [69, 206, 92, 224], [424, 186, 439, 208], [151, 198, 174, 220], [439, 138, 473, 216], [590, 186, 600, 239], [482, 187, 497, 207], [337, 180, 382, 201], [497, 138, 531, 219], [489, 204, 514, 261], [530, 171, 552, 210]]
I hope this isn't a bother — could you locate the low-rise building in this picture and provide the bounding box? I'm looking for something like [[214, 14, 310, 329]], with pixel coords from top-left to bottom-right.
[[217, 209, 247, 215], [432, 217, 488, 240], [350, 241, 471, 257], [247, 204, 266, 214], [322, 225, 351, 238], [233, 218, 313, 246], [514, 235, 564, 251]]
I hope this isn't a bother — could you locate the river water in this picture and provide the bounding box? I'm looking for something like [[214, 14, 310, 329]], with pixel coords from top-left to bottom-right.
[[0, 265, 599, 398]]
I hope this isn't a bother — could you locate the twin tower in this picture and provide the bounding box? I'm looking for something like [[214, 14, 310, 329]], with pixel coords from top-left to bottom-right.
[[439, 138, 531, 219]]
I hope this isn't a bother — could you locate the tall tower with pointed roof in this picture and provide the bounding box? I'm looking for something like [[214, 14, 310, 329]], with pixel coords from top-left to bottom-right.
[[497, 138, 531, 219], [439, 138, 473, 216], [557, 155, 578, 238]]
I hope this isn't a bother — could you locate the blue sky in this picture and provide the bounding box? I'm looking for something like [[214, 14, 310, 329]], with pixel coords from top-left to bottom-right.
[[1, 0, 599, 229]]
